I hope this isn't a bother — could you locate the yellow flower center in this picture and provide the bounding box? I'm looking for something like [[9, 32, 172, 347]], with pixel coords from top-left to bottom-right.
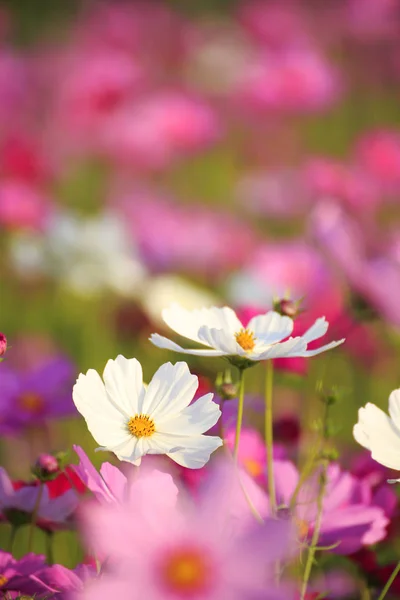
[[161, 547, 211, 595], [296, 518, 309, 539], [18, 392, 45, 414], [0, 574, 8, 586], [235, 328, 256, 351], [127, 414, 155, 438], [243, 458, 263, 478]]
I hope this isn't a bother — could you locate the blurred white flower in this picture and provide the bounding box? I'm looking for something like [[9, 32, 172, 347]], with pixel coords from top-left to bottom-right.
[[354, 389, 400, 474], [9, 211, 146, 298], [73, 356, 222, 468], [150, 304, 344, 362], [140, 274, 219, 326]]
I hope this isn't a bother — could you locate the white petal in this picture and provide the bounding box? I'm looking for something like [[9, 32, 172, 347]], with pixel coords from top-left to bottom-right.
[[248, 312, 294, 344], [149, 333, 226, 356], [255, 337, 307, 359], [165, 434, 223, 469], [157, 393, 221, 434], [111, 437, 144, 464], [198, 326, 238, 354], [143, 362, 198, 419], [73, 370, 128, 447], [301, 317, 328, 343], [389, 389, 400, 432], [103, 356, 145, 416], [354, 403, 400, 470], [162, 304, 242, 343], [297, 339, 345, 357]]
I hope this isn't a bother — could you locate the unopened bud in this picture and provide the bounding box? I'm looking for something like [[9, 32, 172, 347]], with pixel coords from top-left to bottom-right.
[[273, 298, 302, 319], [0, 333, 7, 358], [215, 370, 238, 400], [32, 453, 61, 481]]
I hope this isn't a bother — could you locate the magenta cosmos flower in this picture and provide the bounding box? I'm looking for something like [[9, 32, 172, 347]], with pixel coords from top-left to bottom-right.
[[274, 460, 390, 554], [0, 551, 51, 598], [80, 462, 292, 600]]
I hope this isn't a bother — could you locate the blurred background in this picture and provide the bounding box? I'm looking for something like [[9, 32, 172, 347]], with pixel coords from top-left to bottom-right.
[[1, 0, 400, 563]]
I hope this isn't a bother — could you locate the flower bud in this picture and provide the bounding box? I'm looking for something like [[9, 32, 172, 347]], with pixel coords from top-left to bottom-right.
[[0, 332, 7, 358], [273, 298, 302, 319], [215, 370, 238, 400], [32, 453, 62, 481]]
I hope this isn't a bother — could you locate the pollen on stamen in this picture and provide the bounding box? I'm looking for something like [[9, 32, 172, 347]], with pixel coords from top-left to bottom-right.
[[235, 328, 256, 351], [127, 414, 156, 438]]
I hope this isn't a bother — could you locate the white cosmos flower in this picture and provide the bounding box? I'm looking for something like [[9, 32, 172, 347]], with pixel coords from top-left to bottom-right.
[[72, 356, 222, 468], [354, 389, 400, 478], [149, 304, 344, 363]]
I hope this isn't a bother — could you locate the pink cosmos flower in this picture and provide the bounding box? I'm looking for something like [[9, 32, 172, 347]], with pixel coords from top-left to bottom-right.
[[0, 332, 7, 358], [311, 201, 400, 327], [54, 49, 143, 144], [30, 562, 96, 597], [354, 129, 400, 195], [116, 189, 255, 278], [223, 427, 266, 482], [0, 49, 28, 128], [234, 48, 342, 115], [100, 91, 221, 170], [72, 445, 128, 505], [274, 460, 390, 554], [0, 467, 79, 530], [0, 179, 52, 231], [303, 156, 381, 212], [81, 461, 292, 600]]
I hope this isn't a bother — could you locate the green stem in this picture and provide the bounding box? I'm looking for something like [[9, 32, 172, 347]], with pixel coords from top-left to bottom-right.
[[233, 368, 246, 461], [28, 483, 43, 553], [219, 397, 225, 439], [289, 446, 319, 511], [300, 466, 328, 600], [7, 526, 17, 553], [377, 559, 400, 600], [45, 531, 54, 565], [265, 360, 277, 516]]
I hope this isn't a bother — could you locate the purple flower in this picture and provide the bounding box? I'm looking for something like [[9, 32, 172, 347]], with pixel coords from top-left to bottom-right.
[[0, 551, 49, 598], [30, 562, 96, 597], [0, 356, 76, 432], [274, 460, 390, 554]]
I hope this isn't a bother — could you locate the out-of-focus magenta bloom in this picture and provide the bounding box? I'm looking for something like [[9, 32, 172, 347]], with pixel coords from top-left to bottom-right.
[[344, 0, 400, 40], [81, 461, 292, 600], [238, 1, 310, 49], [100, 91, 221, 170], [54, 49, 143, 145], [0, 134, 51, 184], [224, 427, 266, 482], [228, 242, 344, 321], [30, 562, 96, 598], [0, 551, 50, 598], [0, 357, 76, 433], [72, 445, 128, 505], [275, 460, 391, 554], [354, 129, 400, 194], [0, 50, 28, 127], [234, 48, 342, 114], [303, 157, 381, 212], [0, 467, 79, 530], [311, 201, 400, 327], [0, 332, 7, 357], [0, 180, 52, 231], [117, 189, 255, 277]]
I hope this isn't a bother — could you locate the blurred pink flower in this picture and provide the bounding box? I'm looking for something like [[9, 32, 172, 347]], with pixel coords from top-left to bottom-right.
[[234, 48, 342, 114], [0, 49, 28, 128], [100, 91, 221, 170], [81, 461, 291, 600], [237, 1, 311, 49], [275, 460, 392, 554], [303, 156, 381, 212], [0, 551, 50, 598], [344, 0, 400, 40], [223, 427, 266, 482], [311, 201, 400, 327], [0, 332, 7, 358], [116, 189, 255, 277], [0, 179, 52, 231], [53, 49, 143, 148], [354, 129, 400, 194], [0, 133, 51, 184]]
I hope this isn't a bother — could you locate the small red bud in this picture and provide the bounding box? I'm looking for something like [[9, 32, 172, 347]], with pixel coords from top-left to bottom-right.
[[0, 333, 7, 357], [35, 453, 60, 476]]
